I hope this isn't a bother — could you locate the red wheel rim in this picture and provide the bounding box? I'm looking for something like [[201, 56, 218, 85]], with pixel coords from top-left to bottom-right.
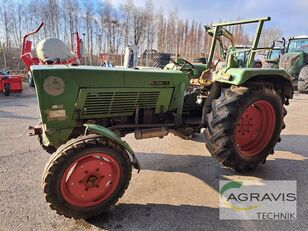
[[235, 100, 276, 157], [60, 153, 121, 207]]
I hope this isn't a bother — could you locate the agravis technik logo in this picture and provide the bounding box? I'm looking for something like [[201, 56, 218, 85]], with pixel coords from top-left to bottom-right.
[[220, 181, 261, 211], [219, 180, 297, 220]]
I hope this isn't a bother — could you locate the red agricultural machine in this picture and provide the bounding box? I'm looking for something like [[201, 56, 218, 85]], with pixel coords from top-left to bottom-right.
[[21, 22, 82, 87], [0, 70, 22, 96]]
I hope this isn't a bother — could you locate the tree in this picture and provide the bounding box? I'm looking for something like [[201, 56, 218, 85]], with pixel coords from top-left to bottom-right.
[[0, 0, 284, 69], [259, 28, 283, 47], [82, 0, 94, 65], [156, 11, 165, 52], [119, 0, 134, 48]]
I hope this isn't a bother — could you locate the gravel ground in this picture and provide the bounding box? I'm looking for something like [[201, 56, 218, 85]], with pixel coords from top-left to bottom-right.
[[0, 84, 307, 231]]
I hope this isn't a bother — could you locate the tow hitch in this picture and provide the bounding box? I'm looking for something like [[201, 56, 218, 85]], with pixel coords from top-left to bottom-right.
[[27, 125, 42, 136]]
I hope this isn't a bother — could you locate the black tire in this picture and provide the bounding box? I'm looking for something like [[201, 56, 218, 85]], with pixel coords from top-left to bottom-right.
[[298, 65, 308, 93], [204, 84, 286, 171], [42, 134, 132, 219], [253, 61, 262, 68], [38, 134, 57, 154], [3, 84, 10, 96]]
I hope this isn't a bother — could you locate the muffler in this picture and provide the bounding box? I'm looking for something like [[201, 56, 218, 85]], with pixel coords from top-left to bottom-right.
[[135, 127, 169, 139]]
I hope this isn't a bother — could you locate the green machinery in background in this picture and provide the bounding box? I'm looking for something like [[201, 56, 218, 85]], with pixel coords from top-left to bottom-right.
[[262, 38, 286, 68], [29, 17, 293, 219], [278, 35, 308, 92]]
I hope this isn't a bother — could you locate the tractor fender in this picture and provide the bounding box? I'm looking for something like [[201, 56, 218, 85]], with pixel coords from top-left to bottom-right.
[[214, 68, 291, 85], [84, 124, 140, 171]]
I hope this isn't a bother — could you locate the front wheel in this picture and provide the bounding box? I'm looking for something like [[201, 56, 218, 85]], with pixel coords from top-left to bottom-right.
[[42, 134, 132, 219], [204, 85, 286, 171]]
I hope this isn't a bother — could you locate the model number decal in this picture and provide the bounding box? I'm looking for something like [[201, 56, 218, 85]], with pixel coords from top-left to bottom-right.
[[150, 80, 170, 86]]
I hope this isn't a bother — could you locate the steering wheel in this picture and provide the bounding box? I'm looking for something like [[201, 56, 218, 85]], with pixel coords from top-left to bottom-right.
[[170, 58, 194, 72]]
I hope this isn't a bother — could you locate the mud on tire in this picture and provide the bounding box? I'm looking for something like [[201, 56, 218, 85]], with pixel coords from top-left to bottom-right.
[[204, 84, 286, 171], [42, 134, 132, 219]]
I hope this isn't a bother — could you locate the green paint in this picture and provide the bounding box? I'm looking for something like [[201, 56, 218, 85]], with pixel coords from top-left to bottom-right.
[[31, 65, 189, 148], [85, 124, 140, 170], [31, 17, 292, 153], [280, 52, 304, 78], [278, 36, 308, 78], [206, 17, 271, 69], [220, 181, 243, 196], [214, 67, 291, 85], [85, 124, 134, 154]]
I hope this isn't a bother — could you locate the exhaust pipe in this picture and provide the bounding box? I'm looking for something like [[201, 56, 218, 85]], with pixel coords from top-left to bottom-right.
[[135, 128, 168, 140]]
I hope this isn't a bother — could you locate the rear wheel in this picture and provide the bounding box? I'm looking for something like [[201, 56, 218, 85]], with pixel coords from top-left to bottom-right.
[[204, 84, 286, 171], [298, 65, 308, 93], [42, 134, 132, 219]]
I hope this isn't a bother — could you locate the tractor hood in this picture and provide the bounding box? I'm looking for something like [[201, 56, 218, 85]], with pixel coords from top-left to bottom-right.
[[30, 64, 190, 147], [279, 52, 304, 77]]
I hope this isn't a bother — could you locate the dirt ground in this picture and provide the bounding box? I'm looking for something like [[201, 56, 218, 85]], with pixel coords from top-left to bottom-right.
[[0, 84, 307, 231]]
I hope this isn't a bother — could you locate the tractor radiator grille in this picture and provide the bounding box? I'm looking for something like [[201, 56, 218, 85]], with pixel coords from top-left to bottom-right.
[[82, 91, 160, 116]]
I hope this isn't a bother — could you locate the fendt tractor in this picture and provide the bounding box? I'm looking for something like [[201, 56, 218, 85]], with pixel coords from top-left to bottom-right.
[[262, 38, 286, 69], [234, 45, 263, 68], [279, 35, 308, 92], [28, 17, 293, 219]]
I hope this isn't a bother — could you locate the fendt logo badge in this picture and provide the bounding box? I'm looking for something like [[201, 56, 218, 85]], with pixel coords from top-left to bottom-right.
[[43, 76, 65, 96], [219, 180, 297, 220]]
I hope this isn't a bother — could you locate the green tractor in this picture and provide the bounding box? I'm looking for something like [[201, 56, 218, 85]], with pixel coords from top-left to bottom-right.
[[279, 35, 308, 92], [234, 45, 263, 68], [29, 17, 293, 219], [263, 38, 286, 69]]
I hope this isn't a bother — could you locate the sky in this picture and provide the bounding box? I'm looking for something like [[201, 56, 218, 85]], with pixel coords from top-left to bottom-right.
[[111, 0, 308, 38]]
